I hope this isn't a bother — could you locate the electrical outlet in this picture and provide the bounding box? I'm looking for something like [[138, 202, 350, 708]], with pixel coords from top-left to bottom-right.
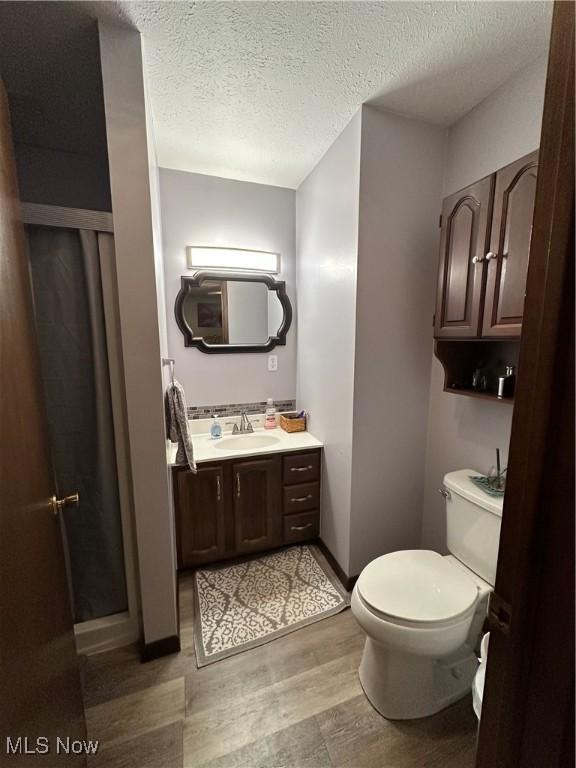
[[268, 355, 278, 371]]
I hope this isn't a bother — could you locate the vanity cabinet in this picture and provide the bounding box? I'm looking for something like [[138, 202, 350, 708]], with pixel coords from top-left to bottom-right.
[[434, 150, 539, 340], [232, 457, 282, 554], [174, 448, 321, 569], [174, 464, 226, 566]]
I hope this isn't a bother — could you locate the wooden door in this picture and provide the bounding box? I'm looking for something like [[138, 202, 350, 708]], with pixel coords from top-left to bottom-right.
[[0, 82, 87, 761], [175, 465, 226, 568], [232, 457, 282, 554], [434, 175, 494, 338], [482, 151, 539, 338], [476, 4, 574, 766]]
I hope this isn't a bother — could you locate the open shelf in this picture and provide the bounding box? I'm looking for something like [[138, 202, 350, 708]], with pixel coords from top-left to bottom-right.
[[443, 386, 514, 404], [435, 340, 519, 404]]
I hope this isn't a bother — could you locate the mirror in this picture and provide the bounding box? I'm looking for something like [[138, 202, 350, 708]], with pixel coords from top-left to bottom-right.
[[175, 272, 292, 353]]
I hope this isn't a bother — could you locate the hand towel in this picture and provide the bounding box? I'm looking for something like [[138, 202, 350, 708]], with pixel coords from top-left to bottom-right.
[[165, 379, 196, 473]]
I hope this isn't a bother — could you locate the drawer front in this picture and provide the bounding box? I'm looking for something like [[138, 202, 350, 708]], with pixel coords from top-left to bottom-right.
[[283, 510, 319, 544], [283, 481, 320, 514], [283, 451, 320, 485]]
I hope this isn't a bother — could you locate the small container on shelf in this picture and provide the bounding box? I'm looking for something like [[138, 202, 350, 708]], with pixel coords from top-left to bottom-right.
[[497, 366, 516, 399], [279, 411, 307, 433], [472, 364, 488, 392]]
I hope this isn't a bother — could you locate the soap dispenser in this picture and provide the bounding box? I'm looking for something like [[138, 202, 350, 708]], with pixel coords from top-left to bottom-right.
[[264, 398, 276, 430], [210, 414, 222, 439]]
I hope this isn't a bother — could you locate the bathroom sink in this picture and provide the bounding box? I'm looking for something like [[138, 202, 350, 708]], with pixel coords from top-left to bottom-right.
[[213, 434, 281, 451]]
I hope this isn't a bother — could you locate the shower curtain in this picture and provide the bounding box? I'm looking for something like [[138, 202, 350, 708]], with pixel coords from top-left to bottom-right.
[[27, 226, 128, 623]]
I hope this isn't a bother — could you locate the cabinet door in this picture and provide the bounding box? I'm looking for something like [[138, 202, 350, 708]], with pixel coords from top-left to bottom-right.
[[175, 465, 226, 568], [482, 151, 539, 337], [233, 457, 282, 554], [434, 176, 494, 338]]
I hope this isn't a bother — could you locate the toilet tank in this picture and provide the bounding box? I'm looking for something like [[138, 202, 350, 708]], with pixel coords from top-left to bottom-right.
[[443, 469, 503, 586]]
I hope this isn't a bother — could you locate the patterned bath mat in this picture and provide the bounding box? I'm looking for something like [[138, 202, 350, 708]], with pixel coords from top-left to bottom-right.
[[193, 545, 349, 667]]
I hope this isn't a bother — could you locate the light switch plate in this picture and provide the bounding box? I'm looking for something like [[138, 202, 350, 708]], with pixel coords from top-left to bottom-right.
[[268, 355, 278, 371]]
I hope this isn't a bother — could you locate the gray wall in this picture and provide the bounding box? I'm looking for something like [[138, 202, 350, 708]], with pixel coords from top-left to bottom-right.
[[100, 24, 177, 645], [296, 112, 362, 575], [159, 169, 296, 406], [421, 57, 547, 552], [443, 56, 547, 196], [296, 107, 445, 578], [349, 106, 445, 576], [14, 143, 112, 211]]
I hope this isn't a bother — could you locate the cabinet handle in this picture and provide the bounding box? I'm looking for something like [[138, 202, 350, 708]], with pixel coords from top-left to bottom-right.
[[291, 494, 313, 503], [290, 465, 313, 472], [236, 473, 241, 498], [472, 254, 486, 263], [485, 251, 497, 261], [216, 476, 221, 502], [290, 523, 313, 532]]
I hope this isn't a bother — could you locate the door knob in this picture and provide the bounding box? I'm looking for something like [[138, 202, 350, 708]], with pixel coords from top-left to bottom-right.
[[51, 493, 80, 516]]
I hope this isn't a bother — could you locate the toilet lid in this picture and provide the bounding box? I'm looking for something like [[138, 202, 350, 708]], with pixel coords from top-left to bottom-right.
[[356, 550, 479, 623]]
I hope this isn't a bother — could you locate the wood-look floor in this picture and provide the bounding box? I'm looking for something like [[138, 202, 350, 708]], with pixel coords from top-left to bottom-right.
[[84, 573, 478, 767]]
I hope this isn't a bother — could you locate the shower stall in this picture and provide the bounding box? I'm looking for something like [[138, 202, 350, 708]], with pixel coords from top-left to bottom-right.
[[23, 203, 138, 652]]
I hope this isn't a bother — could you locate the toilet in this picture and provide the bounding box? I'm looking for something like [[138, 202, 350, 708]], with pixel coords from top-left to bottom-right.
[[351, 469, 502, 720]]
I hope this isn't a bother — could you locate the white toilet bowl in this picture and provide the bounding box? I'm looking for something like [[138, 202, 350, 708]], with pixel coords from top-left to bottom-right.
[[351, 470, 502, 720], [351, 549, 491, 720]]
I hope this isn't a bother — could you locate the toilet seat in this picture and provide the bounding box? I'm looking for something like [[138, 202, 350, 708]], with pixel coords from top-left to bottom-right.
[[356, 550, 479, 625]]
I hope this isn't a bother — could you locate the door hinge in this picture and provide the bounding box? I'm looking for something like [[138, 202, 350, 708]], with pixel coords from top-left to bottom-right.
[[488, 592, 512, 636]]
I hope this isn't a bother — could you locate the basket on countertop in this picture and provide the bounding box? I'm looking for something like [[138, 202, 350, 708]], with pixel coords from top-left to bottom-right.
[[279, 412, 306, 433]]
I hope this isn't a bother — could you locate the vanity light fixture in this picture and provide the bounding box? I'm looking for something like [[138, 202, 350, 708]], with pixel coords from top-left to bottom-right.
[[186, 246, 280, 274]]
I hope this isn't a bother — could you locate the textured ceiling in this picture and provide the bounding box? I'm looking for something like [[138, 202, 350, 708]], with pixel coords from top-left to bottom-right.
[[0, 1, 552, 189], [98, 0, 552, 188]]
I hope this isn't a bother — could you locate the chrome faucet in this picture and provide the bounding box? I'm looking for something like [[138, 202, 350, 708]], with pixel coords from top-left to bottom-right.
[[233, 410, 254, 434]]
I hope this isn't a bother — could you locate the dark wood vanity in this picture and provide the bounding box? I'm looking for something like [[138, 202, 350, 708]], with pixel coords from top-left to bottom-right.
[[173, 448, 322, 569], [433, 150, 539, 401]]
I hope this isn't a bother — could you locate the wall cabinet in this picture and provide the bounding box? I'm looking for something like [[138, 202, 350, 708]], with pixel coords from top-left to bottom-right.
[[434, 176, 494, 338], [174, 449, 321, 569], [434, 150, 538, 340], [482, 152, 539, 337], [433, 151, 538, 402]]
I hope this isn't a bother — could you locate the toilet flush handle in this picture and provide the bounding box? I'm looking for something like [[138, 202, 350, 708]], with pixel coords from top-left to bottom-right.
[[438, 487, 451, 500]]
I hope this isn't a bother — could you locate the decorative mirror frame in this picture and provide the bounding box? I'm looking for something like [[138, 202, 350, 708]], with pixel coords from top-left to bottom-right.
[[174, 271, 292, 354]]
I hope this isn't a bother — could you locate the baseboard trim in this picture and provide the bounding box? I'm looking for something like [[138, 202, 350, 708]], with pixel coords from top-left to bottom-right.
[[316, 539, 358, 592], [74, 612, 139, 656], [141, 634, 181, 663]]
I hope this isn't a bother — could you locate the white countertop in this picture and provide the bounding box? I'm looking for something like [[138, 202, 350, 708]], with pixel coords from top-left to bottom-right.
[[167, 425, 323, 466]]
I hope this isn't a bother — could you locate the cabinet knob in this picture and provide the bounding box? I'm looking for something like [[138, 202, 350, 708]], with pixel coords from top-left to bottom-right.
[[485, 251, 497, 260], [472, 254, 486, 264]]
